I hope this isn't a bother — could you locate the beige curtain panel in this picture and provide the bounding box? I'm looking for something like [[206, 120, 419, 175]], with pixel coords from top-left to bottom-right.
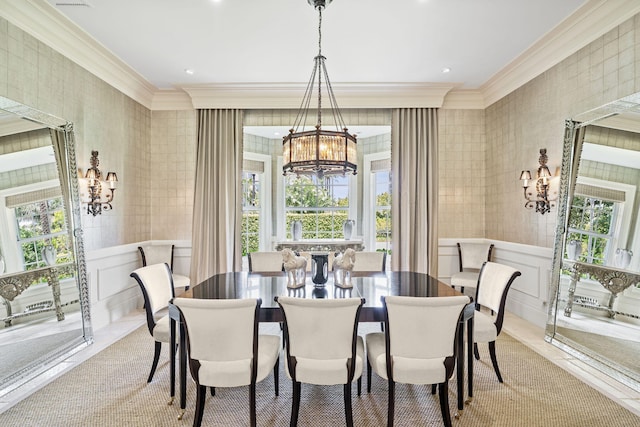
[[391, 108, 439, 276], [190, 109, 243, 284]]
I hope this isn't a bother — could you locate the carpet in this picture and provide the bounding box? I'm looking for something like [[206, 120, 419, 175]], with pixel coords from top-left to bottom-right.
[[1, 325, 638, 426]]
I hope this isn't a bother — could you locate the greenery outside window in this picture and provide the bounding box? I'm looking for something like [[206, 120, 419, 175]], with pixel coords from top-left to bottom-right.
[[567, 195, 617, 265], [241, 171, 261, 256], [16, 197, 71, 270], [285, 175, 350, 239], [374, 170, 392, 253]]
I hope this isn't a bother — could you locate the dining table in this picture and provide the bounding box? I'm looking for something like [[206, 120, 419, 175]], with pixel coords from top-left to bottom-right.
[[167, 270, 475, 419]]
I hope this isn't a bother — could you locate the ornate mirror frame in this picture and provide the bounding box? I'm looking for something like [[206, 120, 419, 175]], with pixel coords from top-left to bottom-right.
[[545, 92, 640, 390], [0, 96, 92, 393]]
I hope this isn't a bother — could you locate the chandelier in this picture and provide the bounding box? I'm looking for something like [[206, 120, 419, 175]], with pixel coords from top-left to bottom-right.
[[83, 150, 118, 216], [282, 0, 357, 178], [519, 148, 557, 215]]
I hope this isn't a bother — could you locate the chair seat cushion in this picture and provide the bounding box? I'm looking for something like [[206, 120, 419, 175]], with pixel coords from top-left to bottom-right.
[[450, 271, 479, 289], [366, 332, 447, 384], [286, 336, 363, 385], [172, 273, 190, 291], [473, 310, 498, 343], [197, 334, 281, 388], [152, 315, 170, 343]]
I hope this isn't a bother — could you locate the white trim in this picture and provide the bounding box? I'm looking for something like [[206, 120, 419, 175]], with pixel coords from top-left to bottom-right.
[[276, 156, 284, 244], [363, 151, 391, 252], [481, 0, 640, 107], [575, 176, 636, 266], [242, 152, 272, 252], [182, 83, 456, 110], [0, 179, 61, 272]]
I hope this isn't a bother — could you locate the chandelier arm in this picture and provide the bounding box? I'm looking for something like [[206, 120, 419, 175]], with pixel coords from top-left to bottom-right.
[[292, 60, 319, 131], [320, 59, 347, 130]]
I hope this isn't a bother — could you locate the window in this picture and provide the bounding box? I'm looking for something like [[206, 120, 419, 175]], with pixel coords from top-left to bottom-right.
[[363, 152, 392, 253], [567, 195, 617, 265], [15, 197, 72, 270], [284, 174, 350, 239], [374, 170, 392, 253], [241, 153, 272, 255], [241, 171, 261, 256]]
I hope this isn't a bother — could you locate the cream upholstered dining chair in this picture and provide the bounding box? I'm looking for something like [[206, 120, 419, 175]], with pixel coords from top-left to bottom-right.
[[473, 261, 521, 383], [138, 244, 190, 291], [130, 263, 175, 383], [450, 242, 494, 293], [366, 295, 470, 427], [247, 251, 284, 272], [275, 296, 365, 427], [351, 251, 386, 272], [173, 297, 280, 427]]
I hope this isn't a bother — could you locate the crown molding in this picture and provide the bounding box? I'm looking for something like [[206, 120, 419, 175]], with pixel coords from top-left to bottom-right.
[[0, 0, 157, 109], [150, 90, 194, 111], [441, 90, 485, 109], [181, 82, 456, 109], [2, 0, 639, 112], [481, 0, 640, 108]]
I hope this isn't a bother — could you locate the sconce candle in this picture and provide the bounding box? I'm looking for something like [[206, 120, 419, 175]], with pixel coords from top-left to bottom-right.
[[520, 148, 557, 215], [82, 150, 118, 216]]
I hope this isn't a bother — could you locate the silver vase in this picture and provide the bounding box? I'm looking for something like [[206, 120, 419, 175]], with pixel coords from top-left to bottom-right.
[[291, 220, 302, 241]]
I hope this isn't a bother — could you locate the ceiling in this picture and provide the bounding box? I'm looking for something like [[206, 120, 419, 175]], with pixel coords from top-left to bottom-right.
[[44, 0, 587, 90], [2, 1, 637, 110]]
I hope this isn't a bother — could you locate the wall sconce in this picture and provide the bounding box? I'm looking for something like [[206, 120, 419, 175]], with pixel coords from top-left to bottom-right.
[[82, 150, 118, 216], [520, 148, 557, 215]]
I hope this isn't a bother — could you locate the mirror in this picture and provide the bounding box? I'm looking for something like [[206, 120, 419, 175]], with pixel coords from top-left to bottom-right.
[[546, 92, 640, 390], [0, 96, 91, 395]]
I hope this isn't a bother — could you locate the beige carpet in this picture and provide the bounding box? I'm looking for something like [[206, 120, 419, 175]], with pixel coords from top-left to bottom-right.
[[2, 325, 638, 426]]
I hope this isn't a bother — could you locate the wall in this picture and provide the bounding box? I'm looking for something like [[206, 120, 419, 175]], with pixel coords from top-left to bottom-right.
[[438, 109, 487, 238], [0, 16, 152, 251], [485, 14, 640, 248]]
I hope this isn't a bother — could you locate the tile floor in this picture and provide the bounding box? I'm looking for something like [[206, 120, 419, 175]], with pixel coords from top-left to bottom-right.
[[0, 310, 639, 417]]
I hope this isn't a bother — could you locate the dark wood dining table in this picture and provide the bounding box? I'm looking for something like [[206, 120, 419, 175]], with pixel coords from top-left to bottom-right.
[[168, 271, 475, 419]]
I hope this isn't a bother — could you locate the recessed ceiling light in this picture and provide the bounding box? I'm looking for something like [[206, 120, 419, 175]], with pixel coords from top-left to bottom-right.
[[274, 132, 281, 136], [442, 67, 451, 73], [184, 69, 195, 75]]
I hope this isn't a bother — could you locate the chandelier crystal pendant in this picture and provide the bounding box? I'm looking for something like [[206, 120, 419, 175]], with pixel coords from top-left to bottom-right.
[[520, 148, 557, 215], [282, 0, 357, 178], [83, 150, 118, 216]]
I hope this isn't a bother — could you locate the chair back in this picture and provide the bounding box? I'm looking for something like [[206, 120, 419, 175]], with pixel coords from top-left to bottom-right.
[[457, 242, 493, 271], [352, 251, 386, 272], [248, 251, 284, 272], [139, 244, 175, 269], [276, 296, 364, 368], [384, 295, 469, 361], [475, 262, 521, 332], [131, 263, 175, 315], [173, 298, 260, 365]]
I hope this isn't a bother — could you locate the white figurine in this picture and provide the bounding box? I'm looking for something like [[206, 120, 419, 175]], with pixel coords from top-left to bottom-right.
[[333, 248, 356, 288], [282, 248, 307, 288]]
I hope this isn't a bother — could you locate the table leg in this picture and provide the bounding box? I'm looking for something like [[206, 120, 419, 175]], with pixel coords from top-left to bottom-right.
[[169, 317, 176, 405], [178, 321, 187, 420], [466, 316, 474, 404], [564, 272, 579, 317], [454, 319, 465, 419]]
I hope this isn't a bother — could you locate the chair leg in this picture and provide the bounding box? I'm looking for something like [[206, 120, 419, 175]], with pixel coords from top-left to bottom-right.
[[357, 377, 361, 396], [431, 384, 436, 395], [147, 341, 162, 383], [344, 383, 354, 427], [249, 382, 257, 427], [366, 359, 372, 393], [488, 341, 504, 383], [274, 357, 280, 396], [438, 382, 452, 427], [194, 384, 207, 427], [209, 387, 215, 396], [387, 380, 395, 427], [290, 381, 301, 427], [473, 342, 480, 360]]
